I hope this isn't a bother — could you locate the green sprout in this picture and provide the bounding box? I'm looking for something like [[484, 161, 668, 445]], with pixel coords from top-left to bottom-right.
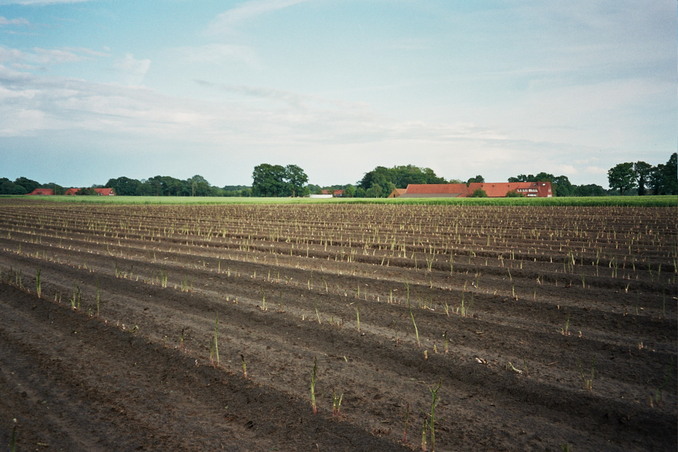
[[35, 269, 41, 298], [310, 357, 318, 415], [209, 314, 220, 367]]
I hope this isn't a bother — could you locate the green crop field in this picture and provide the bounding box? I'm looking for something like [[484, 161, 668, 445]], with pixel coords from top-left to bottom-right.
[[5, 194, 677, 206]]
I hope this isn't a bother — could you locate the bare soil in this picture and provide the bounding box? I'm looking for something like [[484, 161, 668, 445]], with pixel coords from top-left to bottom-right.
[[0, 200, 675, 451]]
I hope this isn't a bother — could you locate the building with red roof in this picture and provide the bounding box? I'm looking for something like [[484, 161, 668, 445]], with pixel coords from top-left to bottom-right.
[[388, 188, 408, 198], [392, 182, 552, 198], [27, 188, 55, 196], [320, 189, 345, 197], [65, 188, 116, 196]]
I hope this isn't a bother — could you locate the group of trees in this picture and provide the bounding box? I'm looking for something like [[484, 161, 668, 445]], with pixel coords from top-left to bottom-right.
[[507, 173, 606, 197], [3, 154, 675, 198], [356, 165, 448, 198], [106, 175, 228, 196], [0, 175, 253, 197], [104, 175, 253, 197], [607, 153, 677, 195], [0, 177, 63, 195], [251, 164, 309, 197]]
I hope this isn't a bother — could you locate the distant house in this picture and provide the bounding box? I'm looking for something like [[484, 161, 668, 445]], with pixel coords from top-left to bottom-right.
[[65, 188, 116, 196], [391, 182, 552, 198], [95, 188, 116, 196], [320, 189, 345, 197], [27, 188, 55, 196], [387, 188, 407, 198]]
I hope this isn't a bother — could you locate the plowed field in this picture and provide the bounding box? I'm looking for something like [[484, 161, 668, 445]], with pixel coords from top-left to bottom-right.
[[0, 199, 676, 451]]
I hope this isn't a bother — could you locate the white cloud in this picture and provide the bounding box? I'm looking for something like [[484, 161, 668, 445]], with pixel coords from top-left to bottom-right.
[[115, 53, 151, 86], [0, 46, 24, 63], [0, 16, 29, 25], [33, 47, 84, 64], [207, 0, 313, 34], [0, 45, 105, 70]]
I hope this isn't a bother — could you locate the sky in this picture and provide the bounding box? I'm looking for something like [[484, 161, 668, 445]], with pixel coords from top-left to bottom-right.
[[0, 0, 675, 188]]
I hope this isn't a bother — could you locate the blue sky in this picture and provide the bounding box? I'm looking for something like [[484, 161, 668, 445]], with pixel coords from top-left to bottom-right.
[[0, 0, 675, 188]]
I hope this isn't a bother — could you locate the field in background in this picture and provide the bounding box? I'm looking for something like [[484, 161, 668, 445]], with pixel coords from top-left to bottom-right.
[[7, 194, 678, 206], [0, 199, 676, 450]]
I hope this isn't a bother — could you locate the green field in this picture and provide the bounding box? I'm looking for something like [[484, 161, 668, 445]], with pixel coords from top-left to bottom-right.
[[5, 194, 677, 206]]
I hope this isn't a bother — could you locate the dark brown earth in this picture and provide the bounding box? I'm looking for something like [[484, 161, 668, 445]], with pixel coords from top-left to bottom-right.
[[0, 200, 676, 451]]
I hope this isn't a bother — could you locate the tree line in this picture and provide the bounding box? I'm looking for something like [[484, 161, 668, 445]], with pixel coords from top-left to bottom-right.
[[0, 175, 252, 197], [607, 153, 677, 195], [2, 153, 675, 197]]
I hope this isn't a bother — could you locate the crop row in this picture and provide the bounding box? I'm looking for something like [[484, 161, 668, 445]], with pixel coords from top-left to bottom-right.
[[0, 199, 675, 450]]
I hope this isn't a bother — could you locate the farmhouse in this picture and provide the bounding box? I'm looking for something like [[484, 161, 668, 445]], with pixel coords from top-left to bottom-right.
[[388, 188, 407, 198], [320, 189, 344, 197], [27, 188, 55, 196], [65, 188, 116, 196], [391, 182, 552, 198]]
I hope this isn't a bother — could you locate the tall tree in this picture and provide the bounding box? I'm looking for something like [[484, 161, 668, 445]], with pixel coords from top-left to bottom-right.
[[106, 176, 142, 196], [467, 175, 485, 184], [507, 172, 571, 196], [649, 164, 667, 195], [390, 165, 446, 187], [633, 161, 653, 196], [508, 174, 531, 183], [667, 152, 678, 194], [607, 162, 636, 195], [252, 164, 308, 197], [573, 184, 607, 197], [552, 175, 574, 197], [284, 164, 309, 197], [359, 164, 445, 197], [187, 175, 213, 196], [650, 152, 678, 195], [252, 164, 287, 197], [0, 178, 26, 194], [359, 166, 394, 197], [13, 177, 40, 194]]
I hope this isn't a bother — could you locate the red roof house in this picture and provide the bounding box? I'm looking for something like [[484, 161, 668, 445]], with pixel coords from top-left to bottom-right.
[[320, 189, 345, 197], [392, 182, 552, 198], [65, 188, 116, 196], [388, 188, 408, 198], [94, 188, 116, 196], [27, 188, 54, 196], [468, 182, 552, 197]]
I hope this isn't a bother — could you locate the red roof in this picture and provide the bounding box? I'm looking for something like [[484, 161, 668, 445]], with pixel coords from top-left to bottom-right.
[[321, 189, 344, 197], [401, 182, 552, 198], [27, 188, 54, 195], [403, 184, 468, 196], [65, 188, 116, 196], [95, 188, 116, 196], [388, 188, 408, 198], [401, 184, 468, 197]]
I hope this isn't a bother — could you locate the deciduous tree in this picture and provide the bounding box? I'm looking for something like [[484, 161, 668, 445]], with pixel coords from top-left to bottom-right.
[[252, 163, 309, 197], [285, 164, 309, 197], [467, 175, 484, 184], [633, 161, 653, 196], [607, 162, 636, 195]]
